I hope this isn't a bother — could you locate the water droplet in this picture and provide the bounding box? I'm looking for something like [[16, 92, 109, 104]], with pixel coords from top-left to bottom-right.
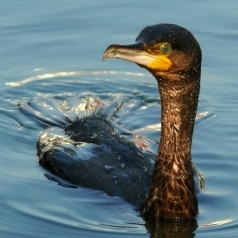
[[91, 133, 98, 139], [104, 165, 115, 174], [112, 175, 118, 185]]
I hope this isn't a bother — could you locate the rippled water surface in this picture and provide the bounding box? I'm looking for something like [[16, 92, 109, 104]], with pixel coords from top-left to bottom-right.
[[1, 1, 238, 237]]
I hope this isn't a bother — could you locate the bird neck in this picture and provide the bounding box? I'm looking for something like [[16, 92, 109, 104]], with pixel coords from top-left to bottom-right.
[[158, 76, 200, 156], [142, 74, 200, 220]]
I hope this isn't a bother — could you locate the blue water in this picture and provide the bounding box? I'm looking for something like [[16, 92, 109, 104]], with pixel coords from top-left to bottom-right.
[[1, 1, 238, 237]]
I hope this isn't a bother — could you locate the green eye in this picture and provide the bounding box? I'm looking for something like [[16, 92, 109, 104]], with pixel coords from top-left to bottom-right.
[[160, 43, 171, 54]]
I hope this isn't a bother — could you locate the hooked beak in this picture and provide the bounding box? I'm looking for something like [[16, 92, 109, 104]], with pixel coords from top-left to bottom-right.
[[103, 41, 172, 71]]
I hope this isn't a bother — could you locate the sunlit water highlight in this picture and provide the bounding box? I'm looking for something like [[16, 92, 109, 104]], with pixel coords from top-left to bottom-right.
[[1, 1, 238, 237]]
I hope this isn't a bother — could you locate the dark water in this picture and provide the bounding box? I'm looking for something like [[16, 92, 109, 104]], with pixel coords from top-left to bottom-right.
[[1, 1, 238, 237]]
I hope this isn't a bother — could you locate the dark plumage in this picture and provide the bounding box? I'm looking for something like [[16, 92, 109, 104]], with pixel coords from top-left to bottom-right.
[[104, 23, 201, 220], [38, 116, 154, 205], [22, 23, 202, 221]]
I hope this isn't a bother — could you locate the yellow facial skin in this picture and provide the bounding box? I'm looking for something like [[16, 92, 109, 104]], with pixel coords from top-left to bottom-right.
[[147, 54, 172, 71], [103, 41, 173, 72], [145, 42, 172, 71]]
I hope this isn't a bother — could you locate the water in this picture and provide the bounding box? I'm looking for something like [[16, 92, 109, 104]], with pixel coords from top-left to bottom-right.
[[1, 1, 238, 237]]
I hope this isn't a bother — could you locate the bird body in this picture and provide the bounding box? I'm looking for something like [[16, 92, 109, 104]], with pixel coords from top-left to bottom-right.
[[20, 23, 202, 221]]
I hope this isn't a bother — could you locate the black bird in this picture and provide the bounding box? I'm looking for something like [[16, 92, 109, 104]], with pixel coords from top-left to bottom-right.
[[20, 23, 202, 221], [103, 23, 202, 220]]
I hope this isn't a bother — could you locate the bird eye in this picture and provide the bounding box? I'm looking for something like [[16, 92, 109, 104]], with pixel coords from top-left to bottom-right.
[[160, 43, 171, 55]]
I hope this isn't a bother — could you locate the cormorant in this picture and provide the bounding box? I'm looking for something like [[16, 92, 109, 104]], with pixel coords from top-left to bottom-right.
[[20, 23, 202, 221]]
